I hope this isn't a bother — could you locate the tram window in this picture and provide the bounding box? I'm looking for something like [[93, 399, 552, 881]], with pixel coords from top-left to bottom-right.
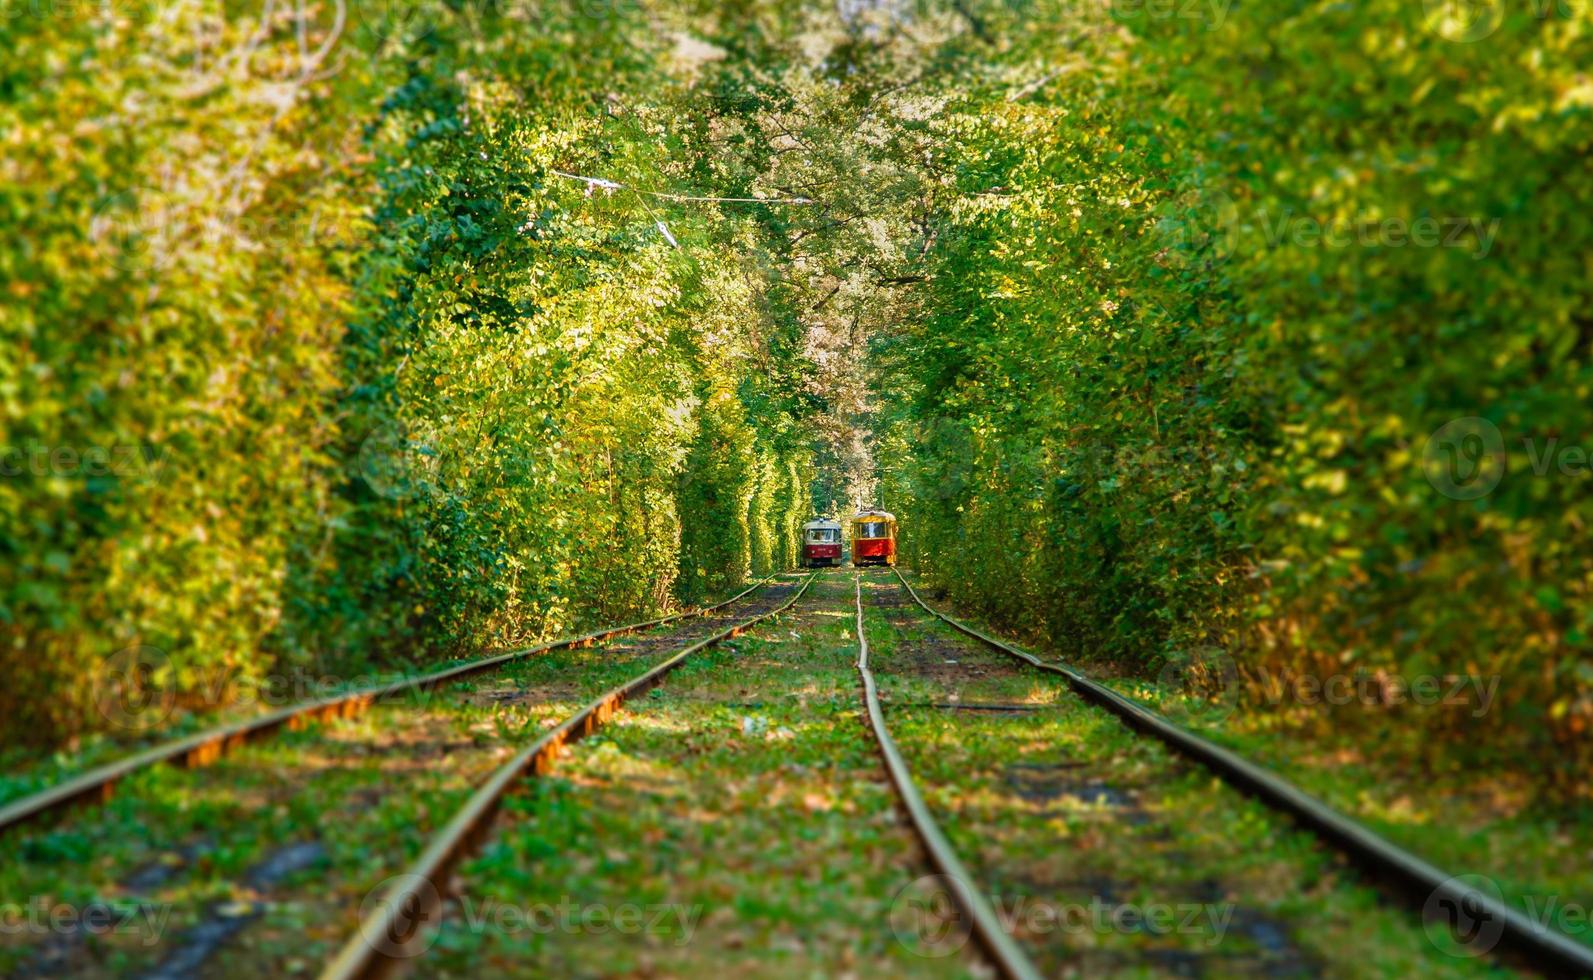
[[807, 528, 839, 543], [857, 521, 888, 538]]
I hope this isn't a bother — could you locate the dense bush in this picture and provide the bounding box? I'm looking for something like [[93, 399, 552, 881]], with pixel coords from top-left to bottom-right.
[[6, 0, 1586, 796], [1, 4, 376, 744], [875, 0, 1593, 792], [0, 2, 821, 747]]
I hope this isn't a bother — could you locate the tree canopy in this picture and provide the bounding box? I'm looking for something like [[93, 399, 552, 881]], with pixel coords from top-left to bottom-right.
[[3, 0, 1589, 793]]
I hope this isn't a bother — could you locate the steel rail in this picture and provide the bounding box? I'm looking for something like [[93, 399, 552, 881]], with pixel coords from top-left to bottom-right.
[[853, 575, 1042, 980], [320, 573, 816, 980], [891, 567, 1593, 977], [0, 575, 785, 837]]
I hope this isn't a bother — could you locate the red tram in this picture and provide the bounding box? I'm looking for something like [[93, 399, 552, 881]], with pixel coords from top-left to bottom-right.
[[801, 518, 844, 567], [850, 509, 897, 567]]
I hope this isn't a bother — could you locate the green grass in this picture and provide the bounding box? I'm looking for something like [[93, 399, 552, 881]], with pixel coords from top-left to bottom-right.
[[4, 569, 1574, 976], [425, 570, 980, 977], [0, 595, 795, 977], [900, 568, 1593, 961], [864, 571, 1509, 978]]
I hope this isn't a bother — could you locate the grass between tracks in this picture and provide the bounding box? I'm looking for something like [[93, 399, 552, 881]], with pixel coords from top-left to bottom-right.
[[862, 571, 1510, 978], [6, 568, 1580, 976], [1147, 704, 1593, 960], [0, 590, 762, 810], [0, 589, 793, 978], [422, 570, 973, 977], [896, 570, 1593, 962]]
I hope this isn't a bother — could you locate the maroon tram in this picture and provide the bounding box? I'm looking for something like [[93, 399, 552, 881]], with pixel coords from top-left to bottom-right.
[[801, 518, 844, 568]]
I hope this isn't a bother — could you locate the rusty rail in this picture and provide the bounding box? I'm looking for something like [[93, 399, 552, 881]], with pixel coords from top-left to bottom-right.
[[853, 575, 1042, 980], [0, 575, 784, 837], [319, 573, 816, 980], [891, 567, 1593, 977]]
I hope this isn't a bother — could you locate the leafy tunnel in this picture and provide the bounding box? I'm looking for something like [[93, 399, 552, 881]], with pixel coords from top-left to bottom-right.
[[3, 0, 1590, 804]]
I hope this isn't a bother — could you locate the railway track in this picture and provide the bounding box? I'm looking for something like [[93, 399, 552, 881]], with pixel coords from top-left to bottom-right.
[[320, 567, 1587, 977], [320, 573, 816, 979], [880, 567, 1593, 978], [851, 574, 1042, 980], [9, 567, 1586, 977], [0, 576, 785, 839]]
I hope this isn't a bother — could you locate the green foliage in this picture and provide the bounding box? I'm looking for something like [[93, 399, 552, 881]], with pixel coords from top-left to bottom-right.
[[0, 1, 822, 747], [6, 0, 1586, 797], [874, 0, 1593, 792], [1, 3, 380, 741], [676, 388, 759, 603]]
